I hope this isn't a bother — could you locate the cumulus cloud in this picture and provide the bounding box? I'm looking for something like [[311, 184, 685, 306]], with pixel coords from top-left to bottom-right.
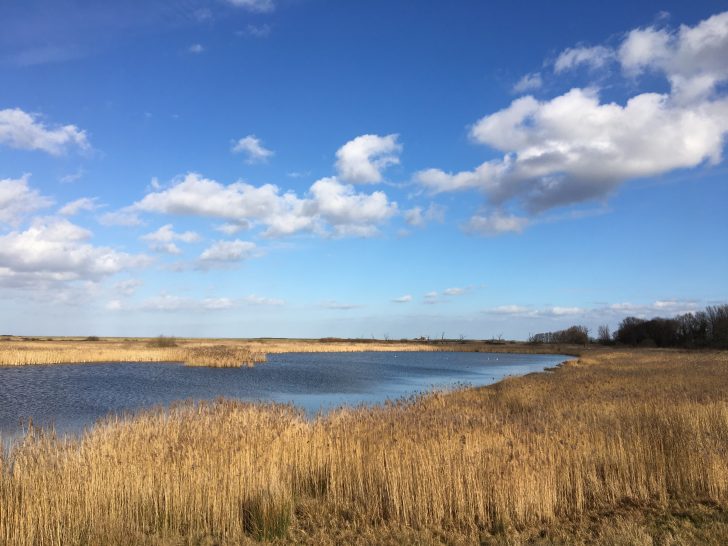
[[0, 175, 53, 226], [335, 134, 402, 184], [443, 287, 466, 296], [484, 305, 584, 318], [0, 218, 149, 289], [115, 278, 143, 296], [243, 294, 284, 306], [141, 224, 201, 254], [128, 172, 396, 239], [59, 197, 99, 216], [141, 294, 236, 312], [98, 209, 143, 226], [416, 11, 728, 235], [215, 222, 249, 235], [513, 72, 543, 93], [238, 24, 272, 38], [404, 203, 445, 228], [0, 108, 89, 155], [392, 294, 412, 303], [464, 211, 529, 235], [232, 135, 274, 163], [225, 0, 275, 13], [188, 43, 205, 54], [554, 46, 614, 73], [484, 300, 702, 323], [199, 239, 256, 264], [619, 12, 728, 103], [309, 177, 397, 236]]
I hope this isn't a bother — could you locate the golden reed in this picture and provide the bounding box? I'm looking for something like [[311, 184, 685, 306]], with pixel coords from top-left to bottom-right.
[[0, 337, 574, 368], [1, 349, 727, 544]]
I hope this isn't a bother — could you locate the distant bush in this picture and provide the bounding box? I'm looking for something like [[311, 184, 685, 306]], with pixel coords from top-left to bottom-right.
[[85, 336, 100, 342], [148, 335, 177, 348]]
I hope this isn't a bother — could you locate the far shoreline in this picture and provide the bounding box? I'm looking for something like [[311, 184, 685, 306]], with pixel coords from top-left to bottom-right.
[[0, 336, 583, 367]]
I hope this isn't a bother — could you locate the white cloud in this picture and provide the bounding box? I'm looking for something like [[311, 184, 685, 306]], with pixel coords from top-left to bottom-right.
[[215, 222, 249, 235], [141, 224, 201, 254], [129, 172, 396, 239], [513, 72, 543, 93], [115, 278, 143, 296], [59, 197, 98, 216], [465, 211, 529, 235], [238, 24, 271, 38], [416, 11, 728, 235], [484, 300, 702, 322], [0, 175, 53, 226], [419, 87, 728, 211], [550, 306, 584, 316], [0, 218, 149, 289], [141, 294, 236, 312], [232, 135, 274, 163], [619, 12, 728, 103], [554, 46, 614, 73], [309, 177, 397, 237], [98, 209, 143, 226], [243, 294, 284, 306], [392, 294, 412, 303], [188, 43, 205, 54], [335, 134, 402, 184], [0, 108, 89, 155], [225, 0, 275, 13], [404, 203, 445, 228], [60, 168, 84, 184], [443, 287, 465, 296], [489, 305, 534, 316], [199, 239, 256, 263], [106, 299, 123, 311]]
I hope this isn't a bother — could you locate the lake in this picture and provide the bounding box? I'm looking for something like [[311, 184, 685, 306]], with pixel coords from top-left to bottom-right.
[[0, 351, 569, 441]]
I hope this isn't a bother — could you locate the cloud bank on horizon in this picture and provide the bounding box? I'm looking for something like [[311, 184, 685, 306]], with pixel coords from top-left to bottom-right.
[[0, 4, 726, 338]]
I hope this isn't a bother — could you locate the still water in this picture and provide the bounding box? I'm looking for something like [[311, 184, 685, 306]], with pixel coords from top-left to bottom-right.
[[0, 351, 568, 439]]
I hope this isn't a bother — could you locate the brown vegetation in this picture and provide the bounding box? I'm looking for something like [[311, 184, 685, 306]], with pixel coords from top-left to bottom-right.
[[2, 349, 727, 544], [0, 337, 577, 368], [0, 338, 266, 368]]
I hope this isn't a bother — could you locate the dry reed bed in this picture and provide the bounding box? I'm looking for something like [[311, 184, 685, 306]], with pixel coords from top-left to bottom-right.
[[1, 349, 727, 544], [0, 340, 266, 368], [0, 338, 578, 368]]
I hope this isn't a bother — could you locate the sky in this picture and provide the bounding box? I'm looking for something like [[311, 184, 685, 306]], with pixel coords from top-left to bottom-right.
[[1, 0, 727, 339]]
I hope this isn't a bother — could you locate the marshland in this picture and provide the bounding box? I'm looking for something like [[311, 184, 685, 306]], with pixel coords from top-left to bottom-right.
[[1, 346, 728, 544]]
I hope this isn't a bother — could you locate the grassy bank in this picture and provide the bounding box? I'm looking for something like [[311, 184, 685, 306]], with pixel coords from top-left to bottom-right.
[[0, 337, 578, 367], [0, 338, 267, 368], [1, 349, 727, 544]]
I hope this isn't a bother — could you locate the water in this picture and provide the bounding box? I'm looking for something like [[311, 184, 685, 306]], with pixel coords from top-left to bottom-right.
[[0, 352, 568, 440]]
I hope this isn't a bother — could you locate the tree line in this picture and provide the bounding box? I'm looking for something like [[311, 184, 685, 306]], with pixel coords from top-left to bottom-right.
[[528, 304, 728, 348]]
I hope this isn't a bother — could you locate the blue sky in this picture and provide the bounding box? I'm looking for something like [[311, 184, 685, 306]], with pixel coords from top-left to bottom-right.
[[1, 0, 726, 339]]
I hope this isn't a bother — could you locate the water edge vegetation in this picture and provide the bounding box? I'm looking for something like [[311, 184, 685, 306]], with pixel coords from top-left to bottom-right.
[[1, 348, 727, 544]]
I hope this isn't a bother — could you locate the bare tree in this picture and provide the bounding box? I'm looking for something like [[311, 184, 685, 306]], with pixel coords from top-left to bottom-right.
[[598, 324, 611, 345]]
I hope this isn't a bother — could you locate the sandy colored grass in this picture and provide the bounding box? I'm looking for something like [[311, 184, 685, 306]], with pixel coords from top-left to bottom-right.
[[0, 338, 268, 368], [1, 348, 727, 544], [0, 337, 577, 368]]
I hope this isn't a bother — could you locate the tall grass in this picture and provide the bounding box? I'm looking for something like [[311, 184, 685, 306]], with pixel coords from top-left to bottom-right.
[[0, 337, 578, 368], [0, 339, 266, 367], [1, 349, 727, 544]]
